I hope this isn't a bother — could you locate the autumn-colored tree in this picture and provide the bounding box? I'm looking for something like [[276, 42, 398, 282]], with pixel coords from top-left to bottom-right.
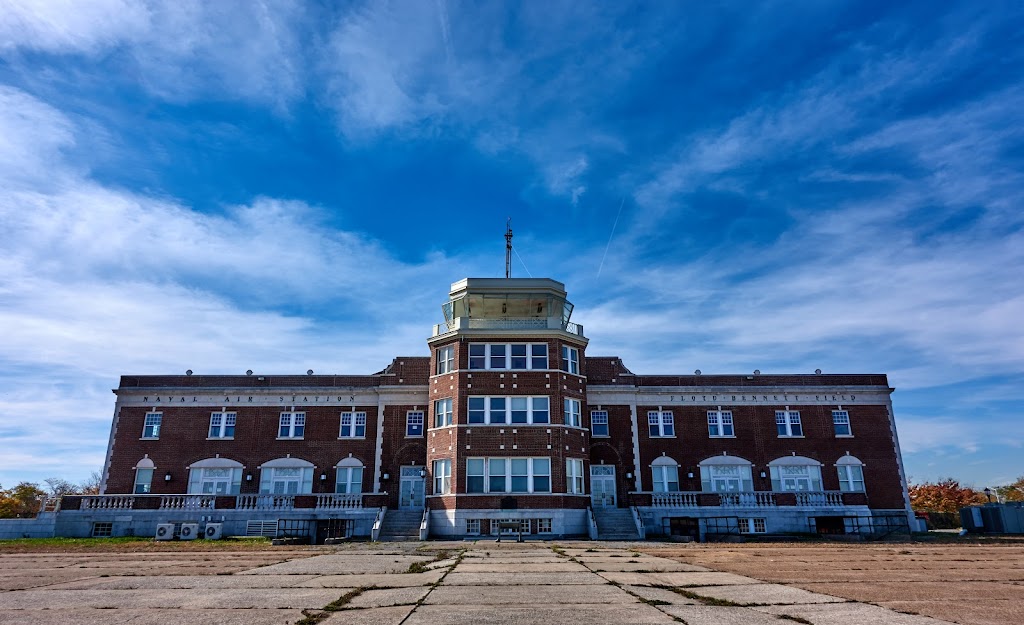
[[0, 482, 48, 518], [995, 476, 1024, 502], [908, 478, 987, 513]]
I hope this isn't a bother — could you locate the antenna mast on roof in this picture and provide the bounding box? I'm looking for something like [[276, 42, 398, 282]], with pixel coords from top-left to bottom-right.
[[505, 219, 513, 278]]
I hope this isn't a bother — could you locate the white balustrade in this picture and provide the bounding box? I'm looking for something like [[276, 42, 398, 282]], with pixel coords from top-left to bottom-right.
[[315, 494, 363, 510], [236, 494, 295, 510], [795, 491, 844, 507], [160, 495, 215, 510], [720, 491, 776, 507], [81, 495, 134, 510], [651, 492, 699, 507]]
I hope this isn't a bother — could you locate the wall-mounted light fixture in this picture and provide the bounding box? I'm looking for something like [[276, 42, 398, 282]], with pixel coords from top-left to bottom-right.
[[759, 471, 767, 479], [246, 474, 253, 481], [320, 474, 327, 481], [626, 472, 633, 479], [687, 472, 695, 479], [382, 472, 390, 480], [419, 469, 427, 478], [164, 472, 172, 482]]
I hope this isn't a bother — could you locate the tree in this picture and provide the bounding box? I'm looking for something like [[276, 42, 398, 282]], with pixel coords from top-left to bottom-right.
[[995, 476, 1024, 502], [0, 482, 48, 518], [44, 477, 80, 498], [908, 478, 987, 513], [80, 471, 102, 495]]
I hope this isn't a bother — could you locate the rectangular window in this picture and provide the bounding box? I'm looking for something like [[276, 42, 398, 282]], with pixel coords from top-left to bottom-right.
[[564, 398, 581, 427], [433, 459, 451, 495], [468, 343, 550, 370], [591, 411, 609, 437], [561, 346, 579, 374], [279, 412, 305, 438], [648, 411, 675, 437], [406, 411, 424, 437], [652, 464, 680, 492], [208, 412, 236, 438], [466, 396, 549, 424], [837, 464, 865, 492], [776, 411, 803, 437], [466, 458, 485, 493], [134, 468, 153, 494], [739, 518, 767, 534], [340, 412, 367, 438], [142, 412, 162, 438], [466, 518, 481, 535], [436, 345, 455, 374], [537, 518, 553, 533], [566, 458, 585, 494], [833, 410, 852, 436], [707, 410, 734, 437], [335, 466, 363, 494], [92, 522, 113, 538], [465, 457, 551, 493], [434, 398, 453, 427]]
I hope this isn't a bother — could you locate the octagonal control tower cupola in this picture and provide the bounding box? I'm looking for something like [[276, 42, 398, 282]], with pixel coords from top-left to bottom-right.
[[429, 277, 585, 340]]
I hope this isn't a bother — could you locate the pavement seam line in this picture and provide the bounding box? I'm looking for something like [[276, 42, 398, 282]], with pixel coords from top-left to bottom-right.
[[397, 548, 466, 625]]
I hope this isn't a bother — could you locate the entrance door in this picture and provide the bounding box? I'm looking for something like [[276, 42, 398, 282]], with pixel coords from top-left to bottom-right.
[[399, 466, 425, 509], [590, 465, 616, 507]]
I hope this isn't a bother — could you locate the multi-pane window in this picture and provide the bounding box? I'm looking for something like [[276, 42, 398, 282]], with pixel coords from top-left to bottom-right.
[[468, 343, 548, 370], [832, 410, 852, 436], [433, 459, 451, 494], [278, 412, 305, 438], [467, 396, 549, 424], [434, 398, 453, 427], [564, 398, 581, 427], [406, 411, 424, 437], [739, 518, 767, 534], [775, 411, 803, 437], [769, 463, 823, 491], [561, 346, 579, 374], [537, 518, 553, 533], [134, 468, 153, 494], [466, 518, 481, 535], [837, 464, 865, 492], [648, 411, 675, 437], [700, 463, 753, 492], [707, 410, 734, 437], [591, 411, 609, 437], [339, 412, 367, 438], [189, 466, 243, 495], [261, 465, 313, 494], [335, 466, 363, 494], [436, 345, 455, 374], [465, 457, 551, 493], [566, 458, 585, 494], [652, 462, 680, 492], [208, 412, 236, 438], [92, 522, 113, 538], [142, 412, 162, 438]]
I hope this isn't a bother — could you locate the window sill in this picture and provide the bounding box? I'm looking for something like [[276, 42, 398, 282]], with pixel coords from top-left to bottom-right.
[[708, 435, 737, 439], [337, 436, 367, 440], [777, 435, 805, 438], [649, 435, 677, 439], [405, 434, 425, 438], [835, 434, 854, 438], [206, 437, 235, 441], [591, 434, 611, 438], [139, 437, 160, 441], [276, 437, 305, 441]]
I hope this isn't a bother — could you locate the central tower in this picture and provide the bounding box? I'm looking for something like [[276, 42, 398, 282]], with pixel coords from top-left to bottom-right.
[[425, 278, 590, 537]]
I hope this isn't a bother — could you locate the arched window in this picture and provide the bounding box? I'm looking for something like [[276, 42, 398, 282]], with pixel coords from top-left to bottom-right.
[[836, 455, 865, 492], [187, 457, 243, 495], [335, 457, 364, 494], [259, 457, 314, 494], [651, 456, 680, 493], [768, 456, 823, 492], [134, 456, 155, 494], [698, 455, 753, 493]]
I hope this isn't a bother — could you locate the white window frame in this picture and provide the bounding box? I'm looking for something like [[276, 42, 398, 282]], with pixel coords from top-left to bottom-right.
[[537, 518, 553, 533], [335, 461, 364, 494], [433, 459, 452, 494], [561, 345, 579, 374], [768, 457, 823, 492], [339, 411, 367, 438], [707, 410, 734, 437], [651, 457, 680, 492], [434, 398, 453, 427], [590, 410, 609, 437], [832, 410, 852, 436], [566, 458, 585, 494], [775, 410, 803, 437], [278, 412, 305, 439], [467, 396, 549, 425], [259, 459, 314, 495], [187, 458, 244, 495], [464, 457, 551, 494], [648, 411, 675, 437], [468, 343, 549, 370], [406, 411, 424, 437], [134, 468, 153, 494], [142, 412, 162, 439], [739, 518, 767, 534], [208, 411, 236, 439], [436, 345, 455, 374], [466, 518, 481, 535], [836, 456, 865, 492], [564, 398, 581, 427]]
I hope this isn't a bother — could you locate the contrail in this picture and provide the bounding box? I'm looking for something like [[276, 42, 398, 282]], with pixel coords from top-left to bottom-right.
[[597, 196, 625, 278]]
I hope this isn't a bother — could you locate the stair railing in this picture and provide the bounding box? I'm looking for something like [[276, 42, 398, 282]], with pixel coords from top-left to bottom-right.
[[630, 506, 646, 540], [371, 506, 386, 542], [419, 508, 430, 541], [587, 506, 599, 540]]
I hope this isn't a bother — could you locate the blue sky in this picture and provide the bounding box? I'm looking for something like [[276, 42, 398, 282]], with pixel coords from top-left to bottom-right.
[[1, 1, 1022, 491]]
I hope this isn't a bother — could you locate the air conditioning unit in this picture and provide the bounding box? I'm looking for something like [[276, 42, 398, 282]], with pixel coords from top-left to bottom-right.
[[155, 523, 174, 541], [204, 523, 223, 540], [179, 523, 199, 540]]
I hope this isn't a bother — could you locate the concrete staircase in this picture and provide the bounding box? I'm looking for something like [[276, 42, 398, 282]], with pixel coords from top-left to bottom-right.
[[378, 510, 423, 541], [593, 507, 641, 541]]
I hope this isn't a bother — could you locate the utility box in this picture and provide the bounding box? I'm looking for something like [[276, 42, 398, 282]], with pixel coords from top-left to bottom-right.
[[204, 523, 223, 540], [155, 523, 174, 541], [179, 523, 199, 540]]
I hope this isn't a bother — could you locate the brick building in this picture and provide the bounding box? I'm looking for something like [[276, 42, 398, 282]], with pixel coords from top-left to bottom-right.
[[81, 277, 913, 541]]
